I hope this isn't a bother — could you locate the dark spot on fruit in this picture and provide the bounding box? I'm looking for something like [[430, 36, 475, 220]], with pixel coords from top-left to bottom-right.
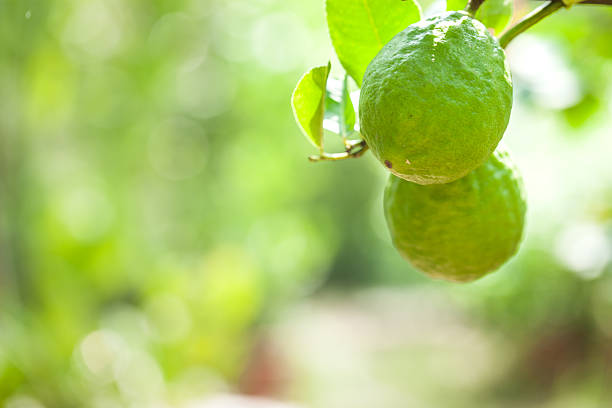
[[384, 160, 392, 169]]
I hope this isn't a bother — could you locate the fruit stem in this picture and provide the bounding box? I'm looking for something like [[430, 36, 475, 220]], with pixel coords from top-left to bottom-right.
[[465, 0, 486, 16], [498, 1, 564, 48], [308, 139, 369, 162]]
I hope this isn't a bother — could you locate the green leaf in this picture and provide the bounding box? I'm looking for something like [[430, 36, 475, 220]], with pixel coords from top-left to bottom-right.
[[563, 93, 600, 129], [291, 63, 331, 149], [326, 0, 421, 87], [449, 0, 513, 35], [324, 74, 356, 136], [446, 0, 467, 11], [475, 0, 513, 35]]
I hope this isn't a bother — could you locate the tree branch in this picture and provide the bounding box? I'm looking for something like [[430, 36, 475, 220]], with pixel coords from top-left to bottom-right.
[[465, 0, 487, 15], [499, 1, 564, 48], [309, 140, 369, 162]]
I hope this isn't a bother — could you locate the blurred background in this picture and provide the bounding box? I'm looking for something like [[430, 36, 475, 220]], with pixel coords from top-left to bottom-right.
[[1, 0, 612, 407]]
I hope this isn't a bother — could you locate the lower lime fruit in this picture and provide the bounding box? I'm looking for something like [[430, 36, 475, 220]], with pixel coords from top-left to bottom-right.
[[383, 148, 526, 282]]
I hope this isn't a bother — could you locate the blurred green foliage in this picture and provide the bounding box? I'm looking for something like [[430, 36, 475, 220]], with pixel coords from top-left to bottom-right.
[[1, 0, 612, 407]]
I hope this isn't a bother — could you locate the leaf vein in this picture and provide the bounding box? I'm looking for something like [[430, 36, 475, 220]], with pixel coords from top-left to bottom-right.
[[362, 0, 382, 47]]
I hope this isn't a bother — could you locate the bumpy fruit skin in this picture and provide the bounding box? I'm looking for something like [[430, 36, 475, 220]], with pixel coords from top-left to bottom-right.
[[360, 11, 513, 185], [384, 148, 526, 282]]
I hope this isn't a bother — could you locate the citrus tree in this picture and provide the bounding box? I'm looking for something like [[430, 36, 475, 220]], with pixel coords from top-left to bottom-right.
[[291, 0, 607, 282]]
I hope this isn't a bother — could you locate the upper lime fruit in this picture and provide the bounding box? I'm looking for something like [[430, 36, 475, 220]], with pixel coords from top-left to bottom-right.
[[359, 11, 513, 185], [384, 148, 526, 282]]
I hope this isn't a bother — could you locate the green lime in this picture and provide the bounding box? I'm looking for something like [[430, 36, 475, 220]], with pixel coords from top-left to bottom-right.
[[359, 11, 513, 185], [384, 148, 526, 282]]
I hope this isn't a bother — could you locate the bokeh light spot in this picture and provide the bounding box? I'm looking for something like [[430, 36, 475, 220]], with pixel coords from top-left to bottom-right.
[[62, 0, 123, 59], [250, 12, 310, 72], [5, 395, 45, 408], [79, 329, 126, 383], [145, 293, 192, 343], [555, 222, 611, 279], [59, 187, 114, 243], [508, 35, 582, 109], [114, 350, 165, 402]]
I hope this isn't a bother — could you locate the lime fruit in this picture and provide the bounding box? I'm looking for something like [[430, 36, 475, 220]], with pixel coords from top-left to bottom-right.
[[383, 148, 526, 282], [359, 11, 513, 185]]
